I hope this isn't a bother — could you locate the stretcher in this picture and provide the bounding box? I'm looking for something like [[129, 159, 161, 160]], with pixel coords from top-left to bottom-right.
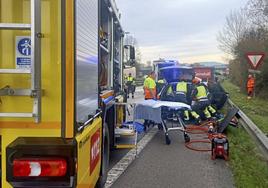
[[134, 100, 191, 144]]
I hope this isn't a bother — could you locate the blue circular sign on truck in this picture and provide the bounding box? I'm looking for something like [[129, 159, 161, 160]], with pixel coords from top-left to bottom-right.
[[18, 38, 31, 56]]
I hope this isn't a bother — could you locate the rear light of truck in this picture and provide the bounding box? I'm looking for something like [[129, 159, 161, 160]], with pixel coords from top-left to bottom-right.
[[6, 137, 76, 187], [13, 158, 67, 177]]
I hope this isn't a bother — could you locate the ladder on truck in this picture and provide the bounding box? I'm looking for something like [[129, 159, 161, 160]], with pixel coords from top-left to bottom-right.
[[0, 0, 42, 122]]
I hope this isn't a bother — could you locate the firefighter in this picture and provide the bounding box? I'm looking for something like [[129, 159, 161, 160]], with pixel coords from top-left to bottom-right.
[[143, 75, 149, 95], [166, 85, 173, 96], [143, 72, 156, 130], [126, 73, 135, 98], [247, 74, 255, 99], [144, 71, 156, 100], [191, 78, 217, 121], [175, 75, 190, 121], [175, 76, 201, 122]]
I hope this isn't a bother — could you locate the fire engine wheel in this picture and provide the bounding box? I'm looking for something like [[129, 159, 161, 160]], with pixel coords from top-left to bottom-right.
[[96, 123, 110, 188]]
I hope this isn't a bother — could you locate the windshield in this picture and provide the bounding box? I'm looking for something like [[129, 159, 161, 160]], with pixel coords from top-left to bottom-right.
[[160, 67, 194, 83]]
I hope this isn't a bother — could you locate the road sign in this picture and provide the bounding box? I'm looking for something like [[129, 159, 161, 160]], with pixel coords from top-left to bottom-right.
[[248, 69, 261, 74], [246, 52, 265, 70], [15, 36, 31, 69]]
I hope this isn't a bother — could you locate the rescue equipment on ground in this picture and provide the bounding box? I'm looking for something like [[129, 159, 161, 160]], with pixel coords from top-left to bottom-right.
[[184, 121, 214, 152], [184, 120, 230, 161], [122, 121, 144, 134], [229, 117, 238, 127], [211, 134, 229, 160]]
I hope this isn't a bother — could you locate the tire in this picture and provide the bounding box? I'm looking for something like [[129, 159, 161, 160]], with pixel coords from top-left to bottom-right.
[[165, 135, 171, 145], [184, 134, 190, 143], [96, 124, 110, 188]]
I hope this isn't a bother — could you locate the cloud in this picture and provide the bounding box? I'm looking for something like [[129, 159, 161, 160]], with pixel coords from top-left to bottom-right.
[[116, 0, 247, 63]]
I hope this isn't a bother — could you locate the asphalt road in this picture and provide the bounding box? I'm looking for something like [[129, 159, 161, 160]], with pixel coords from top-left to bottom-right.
[[110, 87, 235, 188]]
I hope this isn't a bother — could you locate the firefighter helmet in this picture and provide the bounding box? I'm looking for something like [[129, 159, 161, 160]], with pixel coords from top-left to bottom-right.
[[192, 77, 201, 84]]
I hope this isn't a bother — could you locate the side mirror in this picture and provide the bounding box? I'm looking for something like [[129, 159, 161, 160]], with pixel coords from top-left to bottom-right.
[[124, 45, 136, 66], [129, 46, 135, 60]]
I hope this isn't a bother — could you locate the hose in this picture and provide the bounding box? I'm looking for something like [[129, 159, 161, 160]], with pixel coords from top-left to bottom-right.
[[185, 125, 208, 134], [184, 121, 214, 152], [185, 140, 211, 152]]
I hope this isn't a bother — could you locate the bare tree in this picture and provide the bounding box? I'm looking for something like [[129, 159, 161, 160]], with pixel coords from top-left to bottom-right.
[[245, 0, 268, 28], [219, 0, 268, 97], [217, 9, 248, 55]]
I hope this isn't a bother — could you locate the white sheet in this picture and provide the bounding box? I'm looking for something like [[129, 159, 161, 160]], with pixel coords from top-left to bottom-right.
[[136, 100, 191, 110], [134, 100, 191, 123]]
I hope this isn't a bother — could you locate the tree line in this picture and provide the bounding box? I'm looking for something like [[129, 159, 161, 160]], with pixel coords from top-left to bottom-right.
[[218, 0, 268, 98]]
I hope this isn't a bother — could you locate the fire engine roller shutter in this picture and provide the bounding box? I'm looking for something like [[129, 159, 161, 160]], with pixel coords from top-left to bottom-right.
[[75, 0, 99, 123]]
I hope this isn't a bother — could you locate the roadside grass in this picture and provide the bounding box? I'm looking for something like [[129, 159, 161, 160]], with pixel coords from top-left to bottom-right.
[[227, 125, 268, 188], [222, 80, 268, 134], [222, 80, 268, 187]]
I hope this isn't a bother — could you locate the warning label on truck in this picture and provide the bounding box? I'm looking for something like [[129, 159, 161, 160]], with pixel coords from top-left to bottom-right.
[[15, 36, 31, 69], [90, 129, 101, 174]]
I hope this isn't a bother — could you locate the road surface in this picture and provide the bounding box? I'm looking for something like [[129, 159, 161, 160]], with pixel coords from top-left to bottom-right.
[[109, 87, 235, 188]]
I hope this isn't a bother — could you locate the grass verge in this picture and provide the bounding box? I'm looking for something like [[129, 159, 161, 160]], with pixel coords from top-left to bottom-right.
[[227, 125, 268, 187], [222, 80, 268, 134], [221, 80, 268, 187]]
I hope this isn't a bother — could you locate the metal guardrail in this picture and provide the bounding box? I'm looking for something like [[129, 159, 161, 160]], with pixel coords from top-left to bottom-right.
[[227, 99, 268, 159]]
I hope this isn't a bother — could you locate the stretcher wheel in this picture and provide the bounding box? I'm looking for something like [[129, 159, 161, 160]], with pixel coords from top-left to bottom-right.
[[184, 134, 190, 143], [165, 135, 171, 145]]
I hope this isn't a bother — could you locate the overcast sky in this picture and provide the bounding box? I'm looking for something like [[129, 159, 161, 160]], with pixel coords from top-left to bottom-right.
[[116, 0, 247, 64]]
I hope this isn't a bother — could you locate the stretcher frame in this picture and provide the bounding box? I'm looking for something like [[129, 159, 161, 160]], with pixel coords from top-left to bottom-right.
[[160, 108, 190, 144], [133, 100, 191, 145]]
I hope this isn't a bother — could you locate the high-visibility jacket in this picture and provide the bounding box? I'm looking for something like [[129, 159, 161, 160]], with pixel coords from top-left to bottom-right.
[[247, 77, 255, 88], [176, 81, 187, 94], [144, 77, 156, 99], [127, 76, 134, 82], [143, 77, 149, 88], [167, 86, 173, 95], [194, 85, 208, 100]]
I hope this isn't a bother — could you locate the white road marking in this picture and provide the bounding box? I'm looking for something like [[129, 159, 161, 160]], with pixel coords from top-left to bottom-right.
[[105, 127, 158, 188]]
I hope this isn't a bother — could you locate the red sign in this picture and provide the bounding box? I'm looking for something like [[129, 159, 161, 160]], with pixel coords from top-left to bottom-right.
[[194, 67, 212, 80], [90, 129, 101, 174], [246, 52, 265, 70]]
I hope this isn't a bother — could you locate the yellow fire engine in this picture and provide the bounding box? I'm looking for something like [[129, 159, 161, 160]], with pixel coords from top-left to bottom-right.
[[0, 0, 129, 187]]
